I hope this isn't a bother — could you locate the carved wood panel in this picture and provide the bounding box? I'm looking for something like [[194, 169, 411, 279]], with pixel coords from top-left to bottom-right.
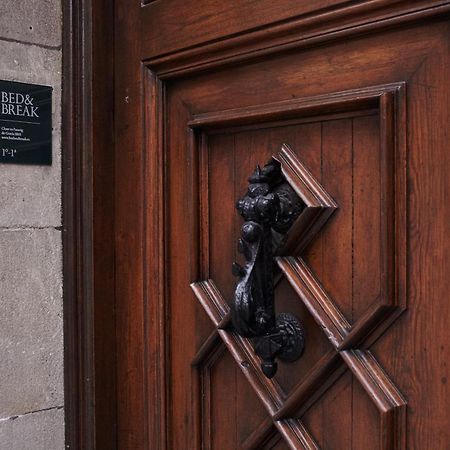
[[190, 84, 406, 448], [113, 4, 450, 447]]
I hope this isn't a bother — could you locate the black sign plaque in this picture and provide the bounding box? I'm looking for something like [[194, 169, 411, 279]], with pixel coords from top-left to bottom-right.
[[0, 80, 52, 165]]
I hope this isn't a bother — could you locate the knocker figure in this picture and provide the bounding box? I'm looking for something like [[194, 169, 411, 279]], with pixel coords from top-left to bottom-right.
[[232, 158, 305, 378]]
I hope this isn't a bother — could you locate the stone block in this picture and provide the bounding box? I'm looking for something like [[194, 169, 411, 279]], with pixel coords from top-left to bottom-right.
[[0, 0, 61, 48], [0, 229, 63, 418], [0, 407, 64, 450], [0, 40, 61, 227]]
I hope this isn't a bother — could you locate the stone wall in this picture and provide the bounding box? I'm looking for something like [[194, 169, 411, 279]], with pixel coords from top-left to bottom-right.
[[0, 1, 64, 449]]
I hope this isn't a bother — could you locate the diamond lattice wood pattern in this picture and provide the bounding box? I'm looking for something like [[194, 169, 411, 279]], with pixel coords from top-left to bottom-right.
[[191, 83, 407, 449]]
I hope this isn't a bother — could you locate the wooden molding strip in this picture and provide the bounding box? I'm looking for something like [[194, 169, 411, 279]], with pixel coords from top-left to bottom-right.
[[277, 257, 351, 347], [191, 329, 222, 367], [341, 350, 407, 450], [275, 419, 320, 450], [274, 350, 344, 420], [341, 350, 406, 413], [190, 279, 229, 326], [146, 1, 450, 78], [242, 417, 276, 450], [188, 83, 403, 130], [277, 144, 337, 209], [277, 144, 338, 254], [339, 303, 405, 350]]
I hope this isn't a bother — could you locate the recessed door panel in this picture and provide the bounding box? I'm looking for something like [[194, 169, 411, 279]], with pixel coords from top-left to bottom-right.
[[187, 102, 400, 447]]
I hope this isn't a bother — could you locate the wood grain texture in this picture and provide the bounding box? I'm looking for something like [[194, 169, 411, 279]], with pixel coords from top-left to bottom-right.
[[114, 1, 148, 448], [143, 70, 168, 450], [277, 257, 351, 347], [241, 417, 275, 450], [63, 0, 95, 447], [371, 30, 450, 449], [303, 372, 355, 450], [63, 0, 116, 449], [342, 350, 406, 450], [142, 1, 450, 78], [141, 0, 354, 57]]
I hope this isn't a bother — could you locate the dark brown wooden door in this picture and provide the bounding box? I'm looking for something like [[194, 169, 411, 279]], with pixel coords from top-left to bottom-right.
[[113, 1, 450, 449]]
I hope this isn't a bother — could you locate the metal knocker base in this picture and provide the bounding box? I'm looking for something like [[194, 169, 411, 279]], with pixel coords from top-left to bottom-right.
[[275, 313, 305, 362], [253, 313, 306, 378]]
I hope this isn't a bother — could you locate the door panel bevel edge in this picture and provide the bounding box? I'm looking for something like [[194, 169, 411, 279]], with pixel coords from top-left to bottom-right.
[[142, 2, 450, 79]]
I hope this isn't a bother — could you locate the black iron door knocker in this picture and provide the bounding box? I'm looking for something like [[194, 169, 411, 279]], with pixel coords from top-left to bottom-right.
[[231, 157, 306, 378]]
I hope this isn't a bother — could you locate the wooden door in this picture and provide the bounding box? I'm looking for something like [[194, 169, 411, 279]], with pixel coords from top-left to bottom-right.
[[113, 1, 450, 449]]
